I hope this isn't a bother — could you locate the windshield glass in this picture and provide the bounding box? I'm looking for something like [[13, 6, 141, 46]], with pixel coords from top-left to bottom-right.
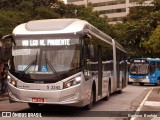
[[11, 36, 81, 75], [41, 46, 80, 72], [130, 62, 149, 75], [12, 48, 40, 73], [12, 46, 81, 73]]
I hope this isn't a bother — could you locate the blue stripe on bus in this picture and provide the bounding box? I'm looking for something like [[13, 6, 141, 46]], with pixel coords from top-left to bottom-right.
[[130, 75, 147, 79]]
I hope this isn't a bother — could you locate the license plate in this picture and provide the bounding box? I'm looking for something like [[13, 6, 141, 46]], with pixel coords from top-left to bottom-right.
[[134, 79, 142, 82], [32, 98, 44, 103]]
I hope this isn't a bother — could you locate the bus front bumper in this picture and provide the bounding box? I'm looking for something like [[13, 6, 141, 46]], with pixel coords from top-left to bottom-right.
[[7, 84, 84, 107], [129, 77, 149, 83]]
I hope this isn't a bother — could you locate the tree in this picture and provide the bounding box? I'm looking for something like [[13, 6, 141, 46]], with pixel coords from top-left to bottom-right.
[[114, 0, 160, 58], [143, 25, 160, 56], [0, 1, 113, 38], [0, 10, 31, 37]]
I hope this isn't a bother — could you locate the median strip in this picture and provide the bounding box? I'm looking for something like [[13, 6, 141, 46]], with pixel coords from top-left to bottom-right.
[[144, 101, 160, 107]]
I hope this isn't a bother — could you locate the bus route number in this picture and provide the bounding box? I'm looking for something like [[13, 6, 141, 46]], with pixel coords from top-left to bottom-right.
[[134, 60, 146, 63], [47, 85, 61, 90]]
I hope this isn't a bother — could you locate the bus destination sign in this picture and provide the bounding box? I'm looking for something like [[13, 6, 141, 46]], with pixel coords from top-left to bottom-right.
[[21, 39, 71, 46], [133, 59, 147, 63]]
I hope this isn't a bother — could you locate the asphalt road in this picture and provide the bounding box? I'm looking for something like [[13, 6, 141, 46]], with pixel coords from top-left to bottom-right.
[[0, 84, 155, 120]]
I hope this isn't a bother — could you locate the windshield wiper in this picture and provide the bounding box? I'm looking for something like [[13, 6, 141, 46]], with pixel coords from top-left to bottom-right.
[[20, 52, 38, 77], [45, 53, 58, 76]]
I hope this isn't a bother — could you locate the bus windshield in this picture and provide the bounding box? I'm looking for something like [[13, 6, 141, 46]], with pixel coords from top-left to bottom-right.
[[11, 37, 81, 75], [12, 46, 81, 73], [130, 62, 149, 75]]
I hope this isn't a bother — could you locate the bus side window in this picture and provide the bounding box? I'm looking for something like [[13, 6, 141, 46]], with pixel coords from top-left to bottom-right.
[[149, 65, 155, 74], [82, 41, 93, 78], [84, 45, 97, 76]]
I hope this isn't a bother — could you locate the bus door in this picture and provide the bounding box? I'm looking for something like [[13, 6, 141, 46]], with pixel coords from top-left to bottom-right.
[[116, 48, 121, 89], [149, 62, 155, 73], [98, 45, 102, 96], [83, 44, 102, 96], [149, 61, 156, 82]]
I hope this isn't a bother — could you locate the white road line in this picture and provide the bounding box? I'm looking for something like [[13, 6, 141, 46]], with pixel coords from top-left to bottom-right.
[[130, 88, 153, 120], [144, 101, 160, 107]]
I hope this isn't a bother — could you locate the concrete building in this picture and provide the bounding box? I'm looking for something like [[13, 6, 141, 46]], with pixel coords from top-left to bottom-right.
[[65, 0, 153, 24]]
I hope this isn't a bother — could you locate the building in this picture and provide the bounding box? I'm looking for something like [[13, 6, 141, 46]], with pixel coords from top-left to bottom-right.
[[65, 0, 153, 24], [59, 0, 67, 4]]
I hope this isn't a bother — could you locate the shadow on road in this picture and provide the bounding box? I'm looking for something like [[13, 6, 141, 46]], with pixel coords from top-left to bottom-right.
[[17, 104, 86, 117], [16, 92, 130, 117], [17, 104, 133, 117]]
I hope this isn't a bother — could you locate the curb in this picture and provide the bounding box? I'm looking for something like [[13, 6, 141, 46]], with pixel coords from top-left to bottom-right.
[[130, 88, 151, 111], [130, 88, 154, 120], [0, 96, 8, 101], [0, 93, 9, 101]]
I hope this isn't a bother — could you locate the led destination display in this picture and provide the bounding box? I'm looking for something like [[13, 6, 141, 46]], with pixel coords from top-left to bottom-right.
[[15, 38, 79, 46]]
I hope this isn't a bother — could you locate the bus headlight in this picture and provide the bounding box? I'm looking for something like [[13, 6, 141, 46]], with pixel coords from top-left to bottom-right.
[[7, 75, 11, 80], [7, 75, 17, 87], [63, 76, 81, 89]]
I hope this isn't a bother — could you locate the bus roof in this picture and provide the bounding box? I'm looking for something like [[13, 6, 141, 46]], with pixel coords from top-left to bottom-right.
[[13, 19, 88, 35], [12, 18, 126, 53]]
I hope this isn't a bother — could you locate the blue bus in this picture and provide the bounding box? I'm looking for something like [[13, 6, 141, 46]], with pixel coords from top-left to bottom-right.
[[129, 58, 160, 86]]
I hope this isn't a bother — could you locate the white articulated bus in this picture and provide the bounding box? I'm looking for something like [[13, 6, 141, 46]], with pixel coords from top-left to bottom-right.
[[3, 19, 128, 110]]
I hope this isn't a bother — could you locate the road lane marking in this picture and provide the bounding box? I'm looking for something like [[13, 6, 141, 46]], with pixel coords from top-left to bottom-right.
[[144, 101, 160, 107], [130, 88, 153, 120]]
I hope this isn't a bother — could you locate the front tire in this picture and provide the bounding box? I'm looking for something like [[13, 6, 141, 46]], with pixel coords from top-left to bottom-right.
[[28, 103, 40, 108], [139, 82, 144, 86], [128, 82, 133, 84], [155, 78, 160, 86], [103, 83, 110, 101], [84, 88, 94, 110]]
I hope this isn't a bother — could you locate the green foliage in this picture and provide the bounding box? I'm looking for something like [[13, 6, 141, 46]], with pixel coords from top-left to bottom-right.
[[2, 0, 160, 59], [0, 0, 113, 63], [0, 10, 31, 37], [0, 0, 112, 38], [34, 7, 60, 19], [143, 25, 160, 56], [114, 0, 160, 58]]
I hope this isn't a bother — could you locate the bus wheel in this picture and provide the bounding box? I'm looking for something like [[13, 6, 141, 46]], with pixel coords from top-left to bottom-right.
[[103, 83, 110, 101], [117, 82, 123, 94], [139, 82, 144, 86], [84, 88, 94, 110], [28, 103, 40, 108], [128, 82, 133, 84], [155, 79, 160, 86]]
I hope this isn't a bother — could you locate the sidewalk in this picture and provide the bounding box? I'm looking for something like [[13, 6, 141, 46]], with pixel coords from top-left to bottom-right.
[[0, 91, 8, 101], [1, 85, 160, 120], [0, 83, 8, 101], [130, 87, 160, 120]]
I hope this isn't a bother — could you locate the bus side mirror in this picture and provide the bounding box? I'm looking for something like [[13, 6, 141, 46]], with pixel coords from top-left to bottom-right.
[[2, 34, 16, 46]]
